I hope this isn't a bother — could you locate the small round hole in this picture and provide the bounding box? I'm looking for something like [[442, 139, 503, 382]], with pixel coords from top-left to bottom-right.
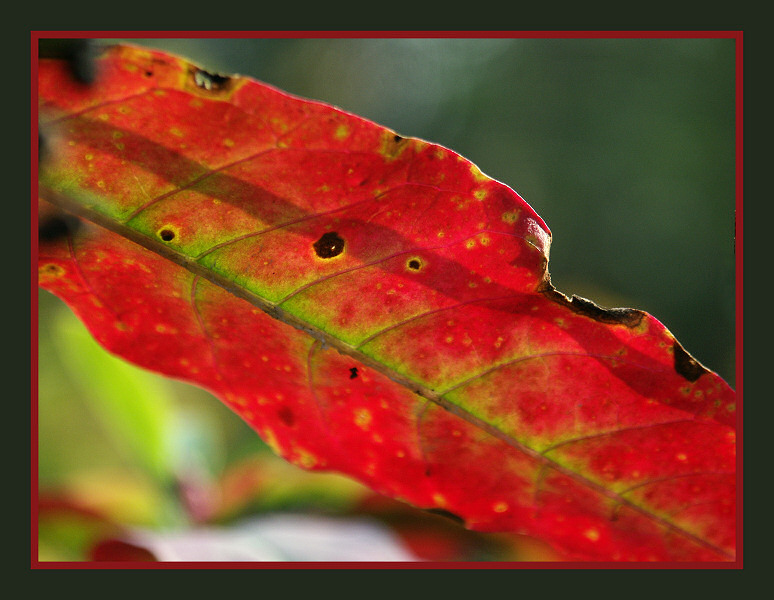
[[313, 231, 345, 258], [407, 258, 423, 271], [159, 229, 175, 242]]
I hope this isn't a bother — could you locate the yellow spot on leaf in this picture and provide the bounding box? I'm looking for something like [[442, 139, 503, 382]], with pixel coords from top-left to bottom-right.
[[39, 264, 65, 279], [493, 502, 508, 513], [296, 449, 318, 469], [354, 408, 372, 430], [262, 428, 282, 454], [335, 124, 350, 140], [584, 528, 600, 542], [502, 210, 520, 224], [676, 453, 687, 461], [223, 138, 235, 147], [169, 127, 184, 137]]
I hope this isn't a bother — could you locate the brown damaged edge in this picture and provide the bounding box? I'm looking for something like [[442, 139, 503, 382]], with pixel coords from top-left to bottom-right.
[[672, 340, 711, 382], [540, 280, 710, 382], [539, 281, 645, 328]]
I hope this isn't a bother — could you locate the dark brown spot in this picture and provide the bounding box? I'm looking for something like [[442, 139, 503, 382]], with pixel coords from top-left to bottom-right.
[[159, 229, 175, 242], [541, 284, 644, 328], [193, 68, 231, 91], [673, 340, 709, 382], [39, 214, 80, 242], [313, 231, 345, 258], [144, 70, 153, 77], [277, 406, 295, 427], [408, 259, 422, 270], [393, 134, 403, 143], [423, 508, 465, 526], [349, 367, 358, 379]]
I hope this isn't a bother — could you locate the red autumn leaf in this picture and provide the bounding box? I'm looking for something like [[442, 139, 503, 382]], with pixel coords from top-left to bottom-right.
[[37, 44, 736, 562]]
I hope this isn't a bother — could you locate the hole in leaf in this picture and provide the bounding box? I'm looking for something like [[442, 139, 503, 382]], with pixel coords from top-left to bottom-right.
[[159, 229, 176, 242], [407, 258, 423, 271], [349, 367, 358, 379], [193, 68, 231, 91], [313, 232, 345, 259]]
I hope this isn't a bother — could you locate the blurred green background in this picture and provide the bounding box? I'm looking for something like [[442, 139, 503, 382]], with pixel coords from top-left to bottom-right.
[[38, 36, 736, 561]]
